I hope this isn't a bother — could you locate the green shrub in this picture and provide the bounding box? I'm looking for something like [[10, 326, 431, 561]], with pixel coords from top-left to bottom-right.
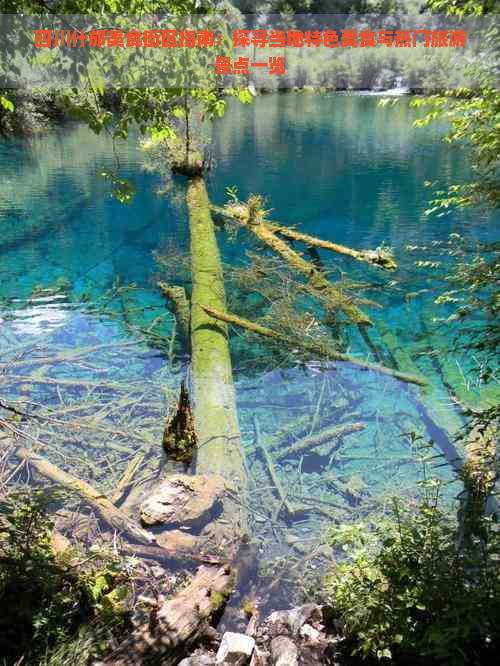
[[327, 494, 500, 663], [0, 489, 130, 665]]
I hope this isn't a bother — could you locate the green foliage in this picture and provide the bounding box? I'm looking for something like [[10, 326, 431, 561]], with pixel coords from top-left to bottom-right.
[[99, 170, 137, 204], [426, 0, 496, 15], [0, 489, 130, 665], [412, 84, 500, 210], [327, 491, 500, 663], [1, 1, 249, 198], [436, 236, 499, 356], [410, 0, 499, 211], [0, 96, 14, 113]]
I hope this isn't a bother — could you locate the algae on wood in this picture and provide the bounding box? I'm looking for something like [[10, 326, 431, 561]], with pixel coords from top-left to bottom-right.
[[163, 380, 197, 465], [201, 305, 427, 386], [187, 177, 247, 492]]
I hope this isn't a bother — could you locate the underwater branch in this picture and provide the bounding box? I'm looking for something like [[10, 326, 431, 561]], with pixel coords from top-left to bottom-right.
[[201, 305, 427, 387], [210, 202, 373, 326]]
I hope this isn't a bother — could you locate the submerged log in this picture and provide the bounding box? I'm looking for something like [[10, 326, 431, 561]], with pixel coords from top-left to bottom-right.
[[117, 540, 222, 565], [376, 320, 466, 475], [111, 452, 145, 506], [99, 564, 234, 666], [252, 415, 295, 518], [187, 177, 248, 530], [420, 326, 499, 413], [211, 203, 372, 326], [201, 305, 427, 387], [157, 281, 191, 348], [1, 436, 154, 545], [274, 422, 366, 461]]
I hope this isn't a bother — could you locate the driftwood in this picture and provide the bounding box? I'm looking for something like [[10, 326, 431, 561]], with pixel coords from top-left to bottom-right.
[[252, 415, 295, 519], [265, 220, 397, 271], [111, 453, 145, 505], [274, 422, 366, 461], [201, 305, 427, 387], [99, 564, 234, 666], [157, 281, 191, 347], [211, 203, 372, 326], [0, 434, 154, 545]]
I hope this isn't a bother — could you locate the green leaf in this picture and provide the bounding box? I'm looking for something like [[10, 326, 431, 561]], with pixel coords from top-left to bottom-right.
[[377, 648, 392, 659], [0, 96, 14, 113], [150, 127, 175, 143], [238, 88, 253, 105]]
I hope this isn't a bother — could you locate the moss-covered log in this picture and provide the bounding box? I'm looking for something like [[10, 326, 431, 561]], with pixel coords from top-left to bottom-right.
[[211, 203, 372, 326], [100, 564, 234, 665], [266, 220, 397, 271], [187, 178, 247, 492], [201, 305, 427, 387]]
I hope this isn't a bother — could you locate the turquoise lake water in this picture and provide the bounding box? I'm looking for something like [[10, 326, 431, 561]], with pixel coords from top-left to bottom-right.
[[0, 94, 498, 605]]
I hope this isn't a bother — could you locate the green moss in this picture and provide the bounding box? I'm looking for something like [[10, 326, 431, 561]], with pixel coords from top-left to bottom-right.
[[241, 597, 257, 618], [163, 381, 197, 465], [187, 177, 247, 488], [209, 590, 229, 613]]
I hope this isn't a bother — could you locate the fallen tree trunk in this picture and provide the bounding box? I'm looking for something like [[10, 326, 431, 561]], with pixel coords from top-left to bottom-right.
[[201, 305, 427, 387], [376, 320, 466, 477], [211, 203, 372, 326], [99, 564, 234, 666], [266, 220, 397, 271], [274, 422, 366, 461], [187, 178, 248, 518], [0, 434, 154, 545]]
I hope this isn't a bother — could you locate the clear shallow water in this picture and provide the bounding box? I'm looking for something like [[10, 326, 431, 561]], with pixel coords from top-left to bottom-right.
[[0, 95, 498, 604]]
